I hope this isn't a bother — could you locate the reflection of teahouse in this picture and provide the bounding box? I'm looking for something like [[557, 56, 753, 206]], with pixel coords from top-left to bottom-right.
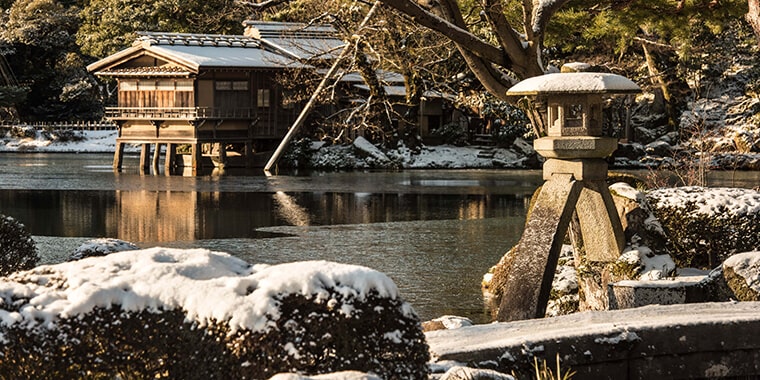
[[493, 72, 641, 322]]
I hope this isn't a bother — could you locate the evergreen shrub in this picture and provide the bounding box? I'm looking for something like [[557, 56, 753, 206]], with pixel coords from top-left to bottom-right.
[[0, 214, 38, 276], [431, 122, 468, 146], [0, 293, 429, 379], [647, 187, 760, 269], [0, 252, 429, 379]]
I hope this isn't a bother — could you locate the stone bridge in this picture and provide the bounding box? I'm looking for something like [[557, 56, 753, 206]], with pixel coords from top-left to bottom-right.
[[427, 302, 760, 379]]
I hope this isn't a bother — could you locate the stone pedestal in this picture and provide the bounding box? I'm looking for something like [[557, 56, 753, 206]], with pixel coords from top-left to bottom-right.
[[496, 137, 625, 321]]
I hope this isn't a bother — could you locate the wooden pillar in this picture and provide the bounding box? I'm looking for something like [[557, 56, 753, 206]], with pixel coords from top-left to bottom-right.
[[139, 143, 151, 174], [152, 143, 162, 174], [191, 143, 201, 176], [245, 141, 254, 168], [113, 142, 125, 172], [216, 142, 227, 168], [165, 143, 176, 173]]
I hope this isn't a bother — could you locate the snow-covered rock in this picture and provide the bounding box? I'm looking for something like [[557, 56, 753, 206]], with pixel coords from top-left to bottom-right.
[[422, 315, 474, 332], [723, 251, 760, 301], [647, 186, 760, 269], [69, 237, 139, 260]]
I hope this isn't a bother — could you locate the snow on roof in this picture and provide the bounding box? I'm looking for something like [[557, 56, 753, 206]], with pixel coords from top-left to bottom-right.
[[0, 248, 407, 333], [647, 186, 760, 217], [87, 32, 305, 74], [143, 42, 301, 70], [338, 70, 406, 84], [259, 37, 345, 61], [506, 72, 641, 96], [244, 21, 338, 38], [244, 21, 345, 61]]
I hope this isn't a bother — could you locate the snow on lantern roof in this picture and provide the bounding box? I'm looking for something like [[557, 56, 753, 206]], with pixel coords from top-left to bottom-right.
[[506, 72, 641, 96]]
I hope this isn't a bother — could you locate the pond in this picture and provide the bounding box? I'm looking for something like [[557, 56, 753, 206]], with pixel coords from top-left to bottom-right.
[[0, 153, 544, 323], [1, 152, 758, 323]]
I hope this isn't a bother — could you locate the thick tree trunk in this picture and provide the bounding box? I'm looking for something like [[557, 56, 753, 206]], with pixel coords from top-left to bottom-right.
[[748, 0, 760, 46]]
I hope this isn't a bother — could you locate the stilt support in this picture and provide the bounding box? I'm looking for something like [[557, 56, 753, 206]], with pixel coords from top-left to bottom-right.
[[165, 143, 176, 173], [113, 142, 125, 172], [139, 143, 151, 174], [152, 143, 162, 174]]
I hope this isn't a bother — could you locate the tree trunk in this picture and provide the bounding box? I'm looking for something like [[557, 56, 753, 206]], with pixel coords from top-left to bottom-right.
[[748, 0, 760, 46]]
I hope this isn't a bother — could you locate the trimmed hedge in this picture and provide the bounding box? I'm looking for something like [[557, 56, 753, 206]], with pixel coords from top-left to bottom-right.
[[647, 187, 760, 269], [0, 294, 428, 379], [0, 251, 429, 379]]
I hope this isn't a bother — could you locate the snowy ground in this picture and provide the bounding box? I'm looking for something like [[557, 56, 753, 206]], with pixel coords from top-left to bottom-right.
[[0, 128, 532, 169], [0, 129, 130, 153]]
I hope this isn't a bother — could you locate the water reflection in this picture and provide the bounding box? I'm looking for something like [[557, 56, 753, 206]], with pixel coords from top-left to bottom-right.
[[274, 191, 311, 226], [0, 189, 529, 243]]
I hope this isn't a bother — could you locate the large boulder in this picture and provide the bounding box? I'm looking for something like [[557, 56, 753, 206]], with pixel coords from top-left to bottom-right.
[[0, 249, 429, 379]]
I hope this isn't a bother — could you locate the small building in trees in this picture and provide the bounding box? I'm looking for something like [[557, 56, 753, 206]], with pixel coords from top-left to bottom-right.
[[88, 21, 456, 173]]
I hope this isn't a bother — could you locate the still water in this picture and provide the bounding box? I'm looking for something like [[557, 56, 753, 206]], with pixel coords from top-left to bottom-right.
[[2, 153, 759, 323], [0, 153, 545, 323]]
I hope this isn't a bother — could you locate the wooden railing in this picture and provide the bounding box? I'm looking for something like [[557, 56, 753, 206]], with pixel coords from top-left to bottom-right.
[[105, 107, 260, 120]]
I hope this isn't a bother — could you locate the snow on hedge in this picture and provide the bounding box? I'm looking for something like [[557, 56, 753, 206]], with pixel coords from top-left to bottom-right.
[[648, 186, 760, 217], [0, 248, 408, 333]]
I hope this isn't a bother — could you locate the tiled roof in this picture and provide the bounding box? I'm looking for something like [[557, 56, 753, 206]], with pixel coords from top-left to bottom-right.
[[93, 65, 192, 77], [243, 21, 345, 61], [130, 32, 303, 70], [135, 32, 262, 48]]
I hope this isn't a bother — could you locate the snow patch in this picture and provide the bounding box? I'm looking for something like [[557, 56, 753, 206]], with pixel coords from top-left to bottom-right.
[[0, 248, 407, 332], [648, 187, 760, 217], [593, 330, 641, 345]]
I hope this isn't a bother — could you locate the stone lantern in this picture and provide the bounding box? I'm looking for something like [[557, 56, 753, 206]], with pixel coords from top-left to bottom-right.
[[494, 72, 641, 322]]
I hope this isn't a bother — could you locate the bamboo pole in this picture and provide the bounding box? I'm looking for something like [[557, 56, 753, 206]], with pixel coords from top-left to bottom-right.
[[264, 1, 381, 174]]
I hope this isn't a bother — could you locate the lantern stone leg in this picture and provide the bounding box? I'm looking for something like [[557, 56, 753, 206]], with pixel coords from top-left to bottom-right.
[[575, 177, 626, 262], [496, 158, 626, 321], [496, 174, 582, 321]]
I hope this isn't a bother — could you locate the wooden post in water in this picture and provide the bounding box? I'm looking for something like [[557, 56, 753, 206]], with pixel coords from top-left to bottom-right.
[[113, 142, 125, 171], [139, 143, 151, 174]]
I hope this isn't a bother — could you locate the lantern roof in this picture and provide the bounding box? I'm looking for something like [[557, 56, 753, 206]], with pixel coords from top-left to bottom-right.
[[506, 72, 641, 96]]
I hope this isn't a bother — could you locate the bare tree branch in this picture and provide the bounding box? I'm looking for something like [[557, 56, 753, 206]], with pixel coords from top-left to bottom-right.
[[377, 0, 508, 67]]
